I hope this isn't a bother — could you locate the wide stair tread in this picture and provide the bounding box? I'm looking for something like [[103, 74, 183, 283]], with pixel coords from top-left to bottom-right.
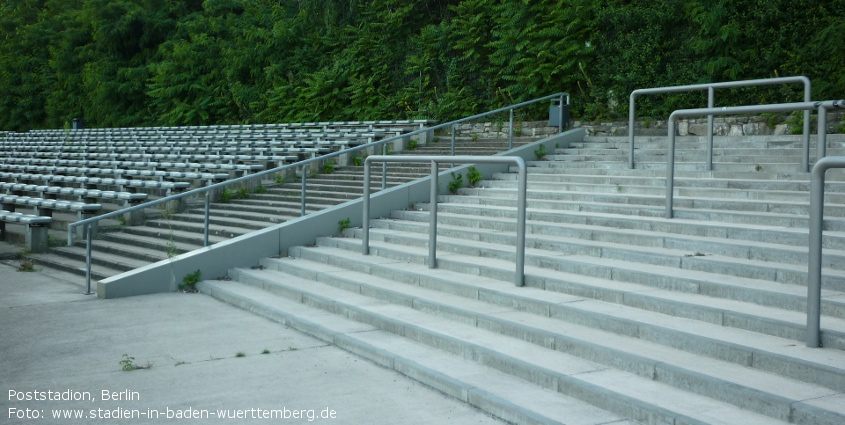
[[202, 269, 806, 425]]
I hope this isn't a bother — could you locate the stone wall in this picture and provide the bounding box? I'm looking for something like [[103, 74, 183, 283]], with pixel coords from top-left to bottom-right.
[[445, 112, 844, 138]]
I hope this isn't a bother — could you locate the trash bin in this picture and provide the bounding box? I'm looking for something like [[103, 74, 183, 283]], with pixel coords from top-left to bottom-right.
[[548, 100, 569, 129]]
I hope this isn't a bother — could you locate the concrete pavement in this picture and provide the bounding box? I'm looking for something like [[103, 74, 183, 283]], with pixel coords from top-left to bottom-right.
[[0, 242, 504, 424]]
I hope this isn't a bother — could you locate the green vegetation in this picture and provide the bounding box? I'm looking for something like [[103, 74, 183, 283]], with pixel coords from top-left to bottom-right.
[[179, 269, 201, 292], [120, 354, 151, 371], [0, 1, 842, 131], [534, 144, 547, 160], [322, 160, 335, 174], [236, 351, 245, 358], [253, 185, 267, 194], [467, 166, 482, 187], [338, 218, 351, 233], [448, 172, 463, 194], [220, 186, 250, 203], [17, 257, 36, 272]]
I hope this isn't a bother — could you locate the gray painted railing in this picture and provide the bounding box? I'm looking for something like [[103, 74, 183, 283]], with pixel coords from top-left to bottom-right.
[[629, 77, 812, 170], [67, 93, 567, 293], [807, 156, 845, 348], [362, 155, 527, 287], [664, 100, 845, 219]]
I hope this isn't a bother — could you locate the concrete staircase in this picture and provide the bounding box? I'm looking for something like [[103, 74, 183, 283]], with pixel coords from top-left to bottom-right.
[[199, 134, 845, 424], [26, 137, 539, 280]]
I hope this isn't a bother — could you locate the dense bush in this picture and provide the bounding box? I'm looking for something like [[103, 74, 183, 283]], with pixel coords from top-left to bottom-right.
[[0, 0, 842, 131]]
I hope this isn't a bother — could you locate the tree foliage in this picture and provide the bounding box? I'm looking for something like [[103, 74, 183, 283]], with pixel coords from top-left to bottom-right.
[[0, 0, 843, 131]]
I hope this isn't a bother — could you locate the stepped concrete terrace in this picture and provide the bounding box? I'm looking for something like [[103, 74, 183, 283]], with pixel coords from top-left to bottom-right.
[[23, 136, 541, 281], [197, 132, 845, 424]]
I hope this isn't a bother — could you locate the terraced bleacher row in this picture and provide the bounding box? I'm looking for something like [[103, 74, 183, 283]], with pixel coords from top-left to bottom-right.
[[0, 120, 434, 252]]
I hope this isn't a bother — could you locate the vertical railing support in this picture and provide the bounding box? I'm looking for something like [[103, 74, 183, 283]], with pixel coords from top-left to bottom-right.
[[818, 105, 828, 160], [84, 223, 93, 295], [706, 86, 715, 171], [300, 166, 307, 216], [429, 160, 438, 268], [559, 94, 566, 134], [806, 156, 845, 348], [381, 143, 388, 190], [508, 108, 515, 150], [203, 181, 211, 247]]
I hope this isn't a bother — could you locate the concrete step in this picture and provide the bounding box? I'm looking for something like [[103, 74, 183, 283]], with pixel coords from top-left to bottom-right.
[[435, 194, 845, 231], [386, 209, 845, 273], [197, 279, 633, 425], [317, 233, 845, 351], [205, 261, 839, 424]]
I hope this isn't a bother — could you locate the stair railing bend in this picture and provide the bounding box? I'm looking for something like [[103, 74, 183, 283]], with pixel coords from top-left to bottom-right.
[[66, 93, 567, 294], [807, 156, 845, 348], [665, 100, 845, 219], [629, 77, 812, 171], [362, 155, 527, 287]]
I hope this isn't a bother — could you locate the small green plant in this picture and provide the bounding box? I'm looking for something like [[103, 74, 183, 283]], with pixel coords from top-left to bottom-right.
[[432, 136, 440, 143], [352, 156, 364, 166], [236, 351, 245, 358], [274, 174, 286, 184], [220, 187, 250, 203], [761, 113, 780, 129], [407, 140, 418, 150], [338, 218, 351, 233], [471, 133, 479, 142], [448, 172, 463, 194], [322, 160, 335, 174], [119, 354, 151, 371], [643, 117, 653, 129], [467, 166, 482, 187], [534, 144, 547, 160], [408, 201, 415, 210], [253, 185, 267, 194], [179, 269, 201, 292], [116, 215, 126, 226], [615, 184, 622, 193], [17, 257, 36, 272], [755, 164, 763, 172], [261, 348, 270, 355], [515, 122, 524, 135]]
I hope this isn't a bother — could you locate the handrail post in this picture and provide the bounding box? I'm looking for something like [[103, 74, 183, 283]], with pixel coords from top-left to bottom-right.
[[515, 157, 527, 287], [628, 92, 637, 169], [429, 160, 438, 268], [300, 165, 307, 216], [203, 180, 211, 247], [362, 160, 371, 255], [381, 143, 388, 190], [84, 223, 93, 295], [802, 80, 812, 172], [451, 125, 456, 156], [707, 86, 715, 171], [817, 105, 828, 161], [559, 94, 566, 134], [806, 156, 845, 347], [666, 116, 677, 219], [508, 108, 515, 150]]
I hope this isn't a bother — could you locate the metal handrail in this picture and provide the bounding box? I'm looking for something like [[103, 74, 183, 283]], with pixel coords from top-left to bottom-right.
[[67, 92, 568, 292], [629, 77, 812, 170], [664, 100, 845, 219], [362, 155, 527, 287], [806, 156, 845, 348]]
